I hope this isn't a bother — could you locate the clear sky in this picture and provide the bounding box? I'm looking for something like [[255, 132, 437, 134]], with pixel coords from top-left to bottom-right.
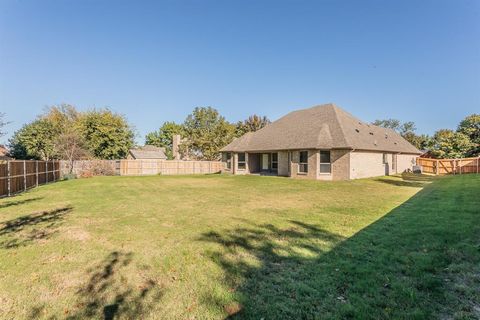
[[1, 0, 479, 144]]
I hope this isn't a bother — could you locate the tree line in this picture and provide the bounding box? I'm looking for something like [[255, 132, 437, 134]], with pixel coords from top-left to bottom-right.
[[372, 114, 479, 158], [1, 105, 270, 162], [1, 106, 478, 161], [145, 107, 270, 160]]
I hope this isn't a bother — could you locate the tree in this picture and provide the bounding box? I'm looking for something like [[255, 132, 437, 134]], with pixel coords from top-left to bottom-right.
[[78, 109, 135, 159], [428, 129, 474, 159], [372, 119, 401, 131], [235, 115, 270, 136], [55, 127, 90, 173], [42, 104, 80, 133], [145, 122, 184, 159], [9, 119, 58, 160], [457, 114, 480, 156], [180, 107, 236, 160]]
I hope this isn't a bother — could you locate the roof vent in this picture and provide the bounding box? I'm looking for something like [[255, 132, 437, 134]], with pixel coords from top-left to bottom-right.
[[369, 132, 374, 135], [355, 128, 360, 133], [374, 140, 377, 146], [385, 134, 388, 139]]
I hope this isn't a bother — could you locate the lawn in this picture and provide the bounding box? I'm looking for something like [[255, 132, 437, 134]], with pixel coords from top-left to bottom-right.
[[0, 174, 478, 319]]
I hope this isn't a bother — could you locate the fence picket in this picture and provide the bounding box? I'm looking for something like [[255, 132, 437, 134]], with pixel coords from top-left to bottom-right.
[[417, 157, 480, 175], [0, 160, 61, 197]]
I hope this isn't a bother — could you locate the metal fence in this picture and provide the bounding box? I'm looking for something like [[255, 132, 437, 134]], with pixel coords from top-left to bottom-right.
[[0, 160, 61, 197]]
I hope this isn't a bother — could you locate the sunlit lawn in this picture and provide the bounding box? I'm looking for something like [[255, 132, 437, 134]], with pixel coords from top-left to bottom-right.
[[0, 173, 478, 319]]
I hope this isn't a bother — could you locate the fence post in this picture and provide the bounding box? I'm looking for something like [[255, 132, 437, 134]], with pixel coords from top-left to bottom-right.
[[53, 161, 56, 181], [7, 161, 11, 197], [35, 160, 39, 187], [435, 159, 439, 175], [23, 160, 27, 191], [477, 157, 479, 174], [46, 160, 49, 183]]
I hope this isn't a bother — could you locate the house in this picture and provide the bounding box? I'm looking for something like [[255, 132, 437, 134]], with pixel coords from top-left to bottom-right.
[[127, 145, 167, 160], [220, 104, 422, 180], [0, 145, 12, 160]]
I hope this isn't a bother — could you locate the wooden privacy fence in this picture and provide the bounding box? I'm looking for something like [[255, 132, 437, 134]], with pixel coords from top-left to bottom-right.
[[417, 157, 479, 175], [0, 160, 60, 197], [119, 160, 223, 176]]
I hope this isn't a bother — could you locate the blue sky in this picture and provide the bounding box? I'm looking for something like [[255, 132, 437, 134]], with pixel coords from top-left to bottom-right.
[[1, 0, 479, 144]]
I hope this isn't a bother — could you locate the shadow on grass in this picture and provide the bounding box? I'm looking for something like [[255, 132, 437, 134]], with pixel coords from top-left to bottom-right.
[[0, 206, 72, 249], [0, 196, 43, 209], [29, 251, 163, 320], [200, 176, 480, 319], [376, 173, 436, 188]]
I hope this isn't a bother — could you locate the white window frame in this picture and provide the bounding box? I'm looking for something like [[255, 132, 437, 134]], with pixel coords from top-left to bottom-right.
[[319, 150, 331, 174]]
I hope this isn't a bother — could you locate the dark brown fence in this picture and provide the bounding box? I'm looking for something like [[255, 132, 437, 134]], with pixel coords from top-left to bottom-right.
[[0, 160, 60, 197], [417, 157, 479, 175]]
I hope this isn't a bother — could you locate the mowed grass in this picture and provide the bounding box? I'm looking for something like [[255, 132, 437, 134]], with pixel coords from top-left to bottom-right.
[[0, 173, 478, 319]]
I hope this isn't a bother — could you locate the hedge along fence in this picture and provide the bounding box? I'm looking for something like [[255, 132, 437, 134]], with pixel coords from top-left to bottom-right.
[[0, 160, 61, 197], [60, 160, 119, 177], [417, 157, 480, 175]]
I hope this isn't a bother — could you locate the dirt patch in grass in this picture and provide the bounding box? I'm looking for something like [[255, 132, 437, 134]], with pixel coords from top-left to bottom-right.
[[61, 227, 91, 242]]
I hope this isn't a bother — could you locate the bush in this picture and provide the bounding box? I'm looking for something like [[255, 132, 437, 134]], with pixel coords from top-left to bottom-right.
[[77, 160, 116, 178], [62, 173, 77, 180]]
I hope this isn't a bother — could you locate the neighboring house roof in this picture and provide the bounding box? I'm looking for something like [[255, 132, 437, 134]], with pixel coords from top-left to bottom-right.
[[221, 104, 422, 154], [0, 145, 12, 160], [129, 145, 167, 159]]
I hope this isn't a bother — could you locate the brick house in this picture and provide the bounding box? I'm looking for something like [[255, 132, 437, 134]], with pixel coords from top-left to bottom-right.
[[220, 104, 421, 180]]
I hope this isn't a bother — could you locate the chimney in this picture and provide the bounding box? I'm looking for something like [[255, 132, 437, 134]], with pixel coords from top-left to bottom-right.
[[172, 134, 182, 160]]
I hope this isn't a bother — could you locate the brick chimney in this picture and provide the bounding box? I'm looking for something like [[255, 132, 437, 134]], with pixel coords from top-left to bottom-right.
[[172, 134, 182, 160]]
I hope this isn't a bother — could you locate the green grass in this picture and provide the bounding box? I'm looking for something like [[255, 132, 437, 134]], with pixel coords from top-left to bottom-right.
[[0, 173, 478, 319]]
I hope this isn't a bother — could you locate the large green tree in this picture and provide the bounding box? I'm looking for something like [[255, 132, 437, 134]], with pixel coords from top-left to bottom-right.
[[145, 121, 184, 159], [235, 114, 270, 136], [428, 129, 474, 159], [9, 119, 58, 160], [79, 109, 135, 159], [181, 107, 236, 160], [457, 114, 480, 156]]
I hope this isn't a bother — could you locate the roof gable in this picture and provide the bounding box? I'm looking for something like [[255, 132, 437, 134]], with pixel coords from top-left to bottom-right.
[[129, 145, 167, 159]]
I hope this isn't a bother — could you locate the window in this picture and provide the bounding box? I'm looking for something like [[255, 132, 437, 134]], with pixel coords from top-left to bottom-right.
[[319, 150, 331, 174], [238, 153, 246, 170], [271, 153, 278, 170], [382, 153, 388, 164], [299, 151, 308, 173], [224, 153, 232, 169]]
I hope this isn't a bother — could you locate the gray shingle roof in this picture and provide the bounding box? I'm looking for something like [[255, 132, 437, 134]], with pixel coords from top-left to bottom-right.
[[221, 104, 421, 154], [129, 145, 167, 159]]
